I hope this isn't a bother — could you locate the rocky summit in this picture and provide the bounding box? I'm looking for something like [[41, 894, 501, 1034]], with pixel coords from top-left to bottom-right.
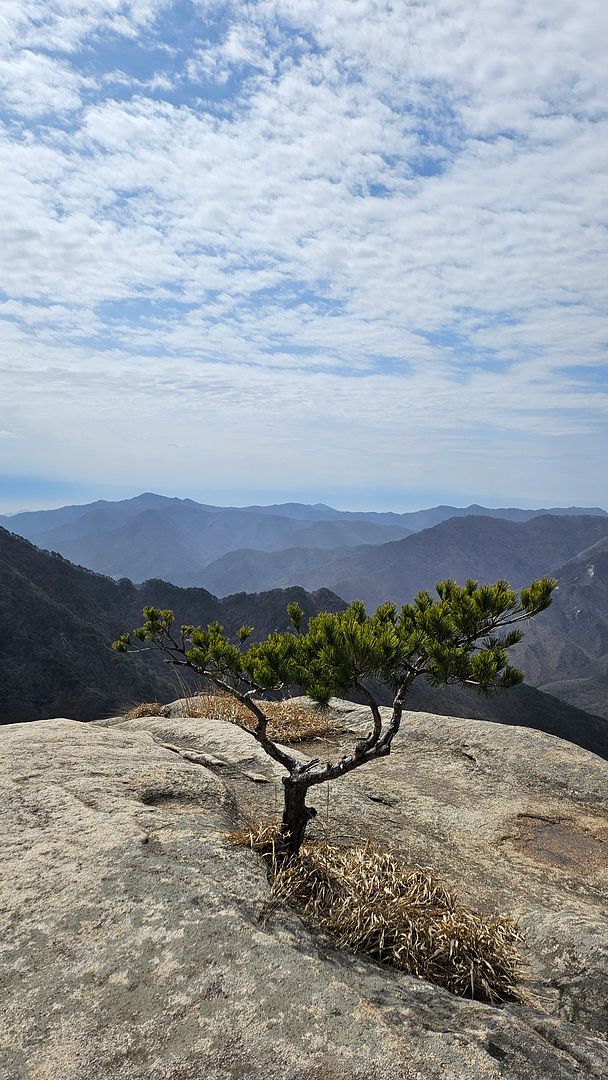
[[2, 701, 607, 1079]]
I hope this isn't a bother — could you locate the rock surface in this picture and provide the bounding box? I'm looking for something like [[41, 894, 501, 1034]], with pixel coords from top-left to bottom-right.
[[2, 704, 608, 1079]]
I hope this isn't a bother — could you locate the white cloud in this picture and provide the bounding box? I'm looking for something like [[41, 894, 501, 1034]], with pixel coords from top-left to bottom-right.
[[0, 51, 88, 116], [1, 0, 607, 506], [0, 1, 169, 54]]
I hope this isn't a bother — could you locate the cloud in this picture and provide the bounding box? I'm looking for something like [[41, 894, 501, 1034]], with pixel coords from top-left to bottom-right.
[[0, 50, 89, 116], [0, 0, 607, 507], [0, 2, 169, 54]]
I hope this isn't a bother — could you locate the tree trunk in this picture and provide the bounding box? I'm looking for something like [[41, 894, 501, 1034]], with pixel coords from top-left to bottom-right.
[[281, 778, 317, 855]]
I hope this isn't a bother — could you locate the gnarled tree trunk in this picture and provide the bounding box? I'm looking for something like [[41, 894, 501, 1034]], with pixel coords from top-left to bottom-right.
[[281, 777, 317, 855]]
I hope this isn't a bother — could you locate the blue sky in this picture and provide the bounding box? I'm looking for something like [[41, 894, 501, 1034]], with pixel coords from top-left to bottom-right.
[[1, 0, 607, 513]]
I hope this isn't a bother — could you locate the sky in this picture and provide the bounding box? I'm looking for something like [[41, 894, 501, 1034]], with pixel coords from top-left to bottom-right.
[[1, 0, 607, 514]]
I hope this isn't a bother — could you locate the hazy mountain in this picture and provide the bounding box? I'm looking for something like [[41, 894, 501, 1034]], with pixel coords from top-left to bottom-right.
[[197, 512, 608, 598], [282, 514, 608, 609], [387, 502, 608, 532], [0, 495, 413, 584], [511, 535, 608, 719], [47, 508, 213, 587], [0, 526, 344, 724], [2, 494, 605, 591], [0, 492, 187, 542], [239, 500, 607, 529], [239, 501, 343, 520], [198, 544, 367, 596], [250, 514, 608, 724], [5, 496, 608, 728], [197, 521, 608, 724]]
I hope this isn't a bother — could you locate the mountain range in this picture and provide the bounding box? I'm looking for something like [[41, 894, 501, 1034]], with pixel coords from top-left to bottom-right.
[[2, 492, 608, 736], [264, 513, 608, 607], [1, 521, 608, 759], [2, 493, 605, 589], [0, 493, 411, 585], [196, 513, 608, 600]]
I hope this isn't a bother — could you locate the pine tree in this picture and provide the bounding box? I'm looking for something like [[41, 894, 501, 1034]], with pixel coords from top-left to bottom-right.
[[114, 576, 555, 855]]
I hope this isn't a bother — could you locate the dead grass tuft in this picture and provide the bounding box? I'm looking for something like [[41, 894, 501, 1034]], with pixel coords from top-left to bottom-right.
[[230, 826, 522, 1004], [123, 693, 338, 743], [124, 702, 171, 720], [226, 821, 286, 858], [173, 692, 340, 744]]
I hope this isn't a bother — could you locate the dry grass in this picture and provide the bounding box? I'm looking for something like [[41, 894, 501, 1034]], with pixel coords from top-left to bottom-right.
[[207, 694, 339, 743], [227, 821, 288, 860], [124, 701, 171, 720], [163, 692, 340, 744], [230, 825, 522, 1004]]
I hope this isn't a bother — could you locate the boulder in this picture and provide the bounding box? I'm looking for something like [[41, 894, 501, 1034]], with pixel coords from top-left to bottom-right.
[[1, 704, 607, 1079]]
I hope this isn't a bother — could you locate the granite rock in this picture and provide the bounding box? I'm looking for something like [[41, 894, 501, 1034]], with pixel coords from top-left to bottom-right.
[[2, 705, 607, 1079]]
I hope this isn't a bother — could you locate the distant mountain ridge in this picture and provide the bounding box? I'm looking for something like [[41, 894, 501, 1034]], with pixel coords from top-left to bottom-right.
[[0, 494, 413, 585], [3, 492, 608, 728], [3, 491, 606, 536], [1, 492, 605, 588], [277, 513, 608, 608], [194, 514, 608, 604]]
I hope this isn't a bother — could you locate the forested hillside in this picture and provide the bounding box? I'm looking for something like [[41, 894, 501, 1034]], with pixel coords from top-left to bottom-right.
[[0, 527, 344, 723]]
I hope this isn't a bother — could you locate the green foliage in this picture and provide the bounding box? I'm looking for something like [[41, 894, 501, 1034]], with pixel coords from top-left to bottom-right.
[[287, 601, 304, 632], [114, 577, 556, 704]]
